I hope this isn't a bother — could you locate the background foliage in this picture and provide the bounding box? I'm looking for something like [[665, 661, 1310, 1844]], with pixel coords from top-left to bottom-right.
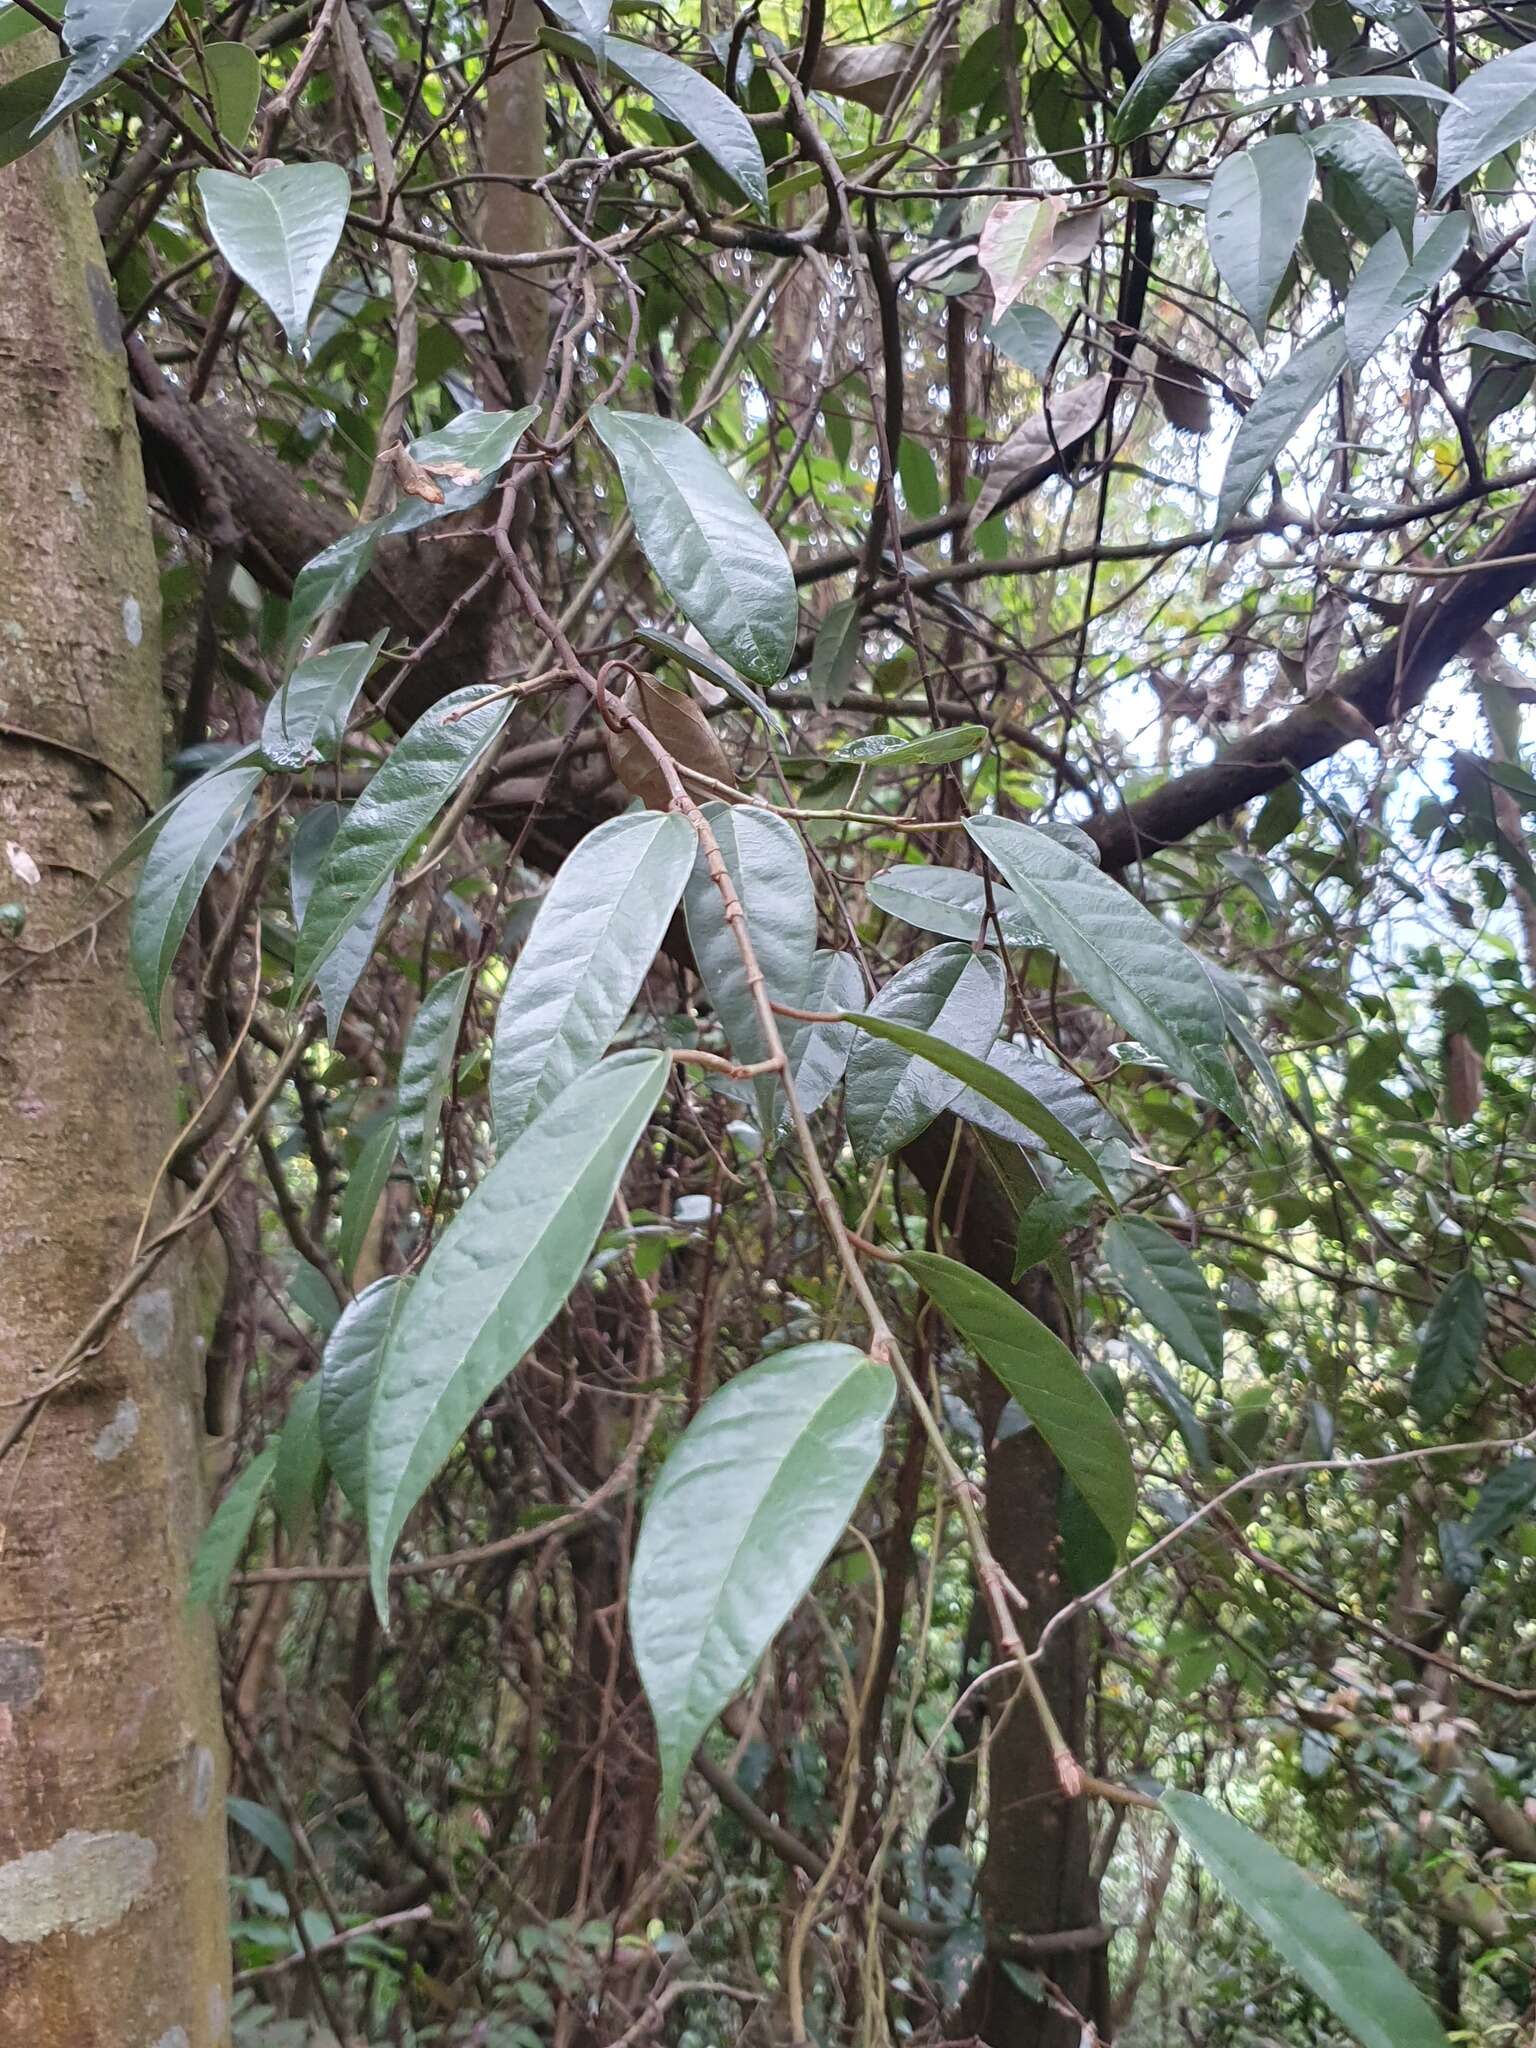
[[6, 0, 1536, 2039]]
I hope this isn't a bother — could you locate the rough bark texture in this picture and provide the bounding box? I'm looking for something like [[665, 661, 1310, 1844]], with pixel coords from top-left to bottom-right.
[[0, 64, 232, 2048]]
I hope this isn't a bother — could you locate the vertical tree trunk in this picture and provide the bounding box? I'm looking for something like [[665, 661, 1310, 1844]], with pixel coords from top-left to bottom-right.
[[907, 1123, 1106, 2046], [0, 70, 232, 2048]]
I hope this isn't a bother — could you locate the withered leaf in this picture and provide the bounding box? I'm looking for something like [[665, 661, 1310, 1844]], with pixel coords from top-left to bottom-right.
[[605, 676, 738, 811]]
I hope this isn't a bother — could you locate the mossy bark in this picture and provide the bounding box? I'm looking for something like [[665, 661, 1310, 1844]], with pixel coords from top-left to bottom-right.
[[0, 61, 232, 2048]]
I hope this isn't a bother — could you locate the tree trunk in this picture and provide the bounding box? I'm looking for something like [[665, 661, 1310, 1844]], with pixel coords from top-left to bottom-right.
[[0, 65, 232, 2048], [907, 1122, 1107, 2046]]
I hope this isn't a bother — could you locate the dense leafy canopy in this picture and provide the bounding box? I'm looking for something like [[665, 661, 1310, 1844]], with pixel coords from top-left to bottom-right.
[[13, 0, 1536, 2038]]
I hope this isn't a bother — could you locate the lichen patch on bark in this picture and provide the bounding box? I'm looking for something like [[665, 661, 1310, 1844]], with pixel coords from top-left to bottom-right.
[[0, 1829, 157, 1941]]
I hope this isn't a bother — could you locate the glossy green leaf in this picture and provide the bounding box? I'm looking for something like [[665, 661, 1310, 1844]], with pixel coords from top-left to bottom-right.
[[492, 811, 695, 1148], [683, 802, 815, 1128], [1245, 76, 1452, 115], [227, 1797, 295, 1872], [1344, 213, 1468, 370], [1133, 1339, 1213, 1472], [130, 762, 264, 1027], [632, 627, 785, 733], [906, 1251, 1135, 1550], [320, 1276, 404, 1514], [286, 524, 381, 658], [843, 943, 1004, 1163], [283, 410, 538, 656], [366, 1050, 669, 1616], [630, 1341, 895, 1817], [398, 968, 472, 1187], [539, 0, 612, 38], [1462, 1456, 1536, 1548], [591, 408, 796, 683], [0, 1, 62, 54], [336, 1119, 398, 1281], [867, 862, 1040, 948], [898, 435, 942, 519], [1410, 1268, 1486, 1425], [290, 803, 388, 1042], [1212, 323, 1345, 541], [809, 599, 861, 711], [1104, 1216, 1223, 1379], [1435, 43, 1536, 200], [987, 301, 1064, 376], [192, 40, 260, 146], [1163, 1791, 1452, 2048], [188, 1447, 277, 1607], [848, 1012, 1110, 1194], [0, 57, 67, 168], [833, 725, 988, 770], [545, 29, 767, 212], [785, 950, 863, 1121], [966, 815, 1243, 1120], [272, 1375, 324, 1542], [1110, 25, 1248, 142], [261, 634, 383, 771], [1465, 326, 1536, 362], [1013, 1173, 1098, 1279], [197, 163, 352, 354], [958, 1041, 1125, 1157], [1206, 137, 1313, 339], [1307, 121, 1416, 248], [1523, 221, 1536, 310], [292, 687, 512, 999], [33, 0, 171, 134]]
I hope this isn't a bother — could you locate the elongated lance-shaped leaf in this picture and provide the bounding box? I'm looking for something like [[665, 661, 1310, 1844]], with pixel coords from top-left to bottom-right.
[[1110, 23, 1248, 142], [809, 598, 860, 711], [1205, 136, 1313, 338], [32, 0, 171, 136], [832, 725, 989, 770], [1344, 212, 1468, 369], [630, 1342, 895, 1818], [966, 815, 1244, 1121], [272, 1375, 325, 1544], [0, 57, 69, 171], [905, 1251, 1135, 1551], [1214, 323, 1345, 539], [867, 862, 1041, 948], [542, 29, 767, 212], [492, 811, 695, 1149], [954, 1040, 1125, 1160], [292, 686, 512, 1000], [366, 1050, 669, 1617], [290, 803, 388, 1041], [845, 944, 1005, 1162], [188, 1447, 277, 1608], [784, 950, 864, 1123], [1410, 1268, 1486, 1425], [336, 1119, 398, 1282], [591, 408, 797, 683], [397, 968, 472, 1188], [198, 163, 352, 354], [320, 1276, 406, 1514], [130, 761, 265, 1028], [683, 802, 816, 1130], [1435, 42, 1536, 200], [1163, 1792, 1452, 2048], [1306, 121, 1416, 248], [261, 634, 384, 771], [847, 1011, 1111, 1195], [283, 414, 537, 656], [1104, 1216, 1223, 1379]]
